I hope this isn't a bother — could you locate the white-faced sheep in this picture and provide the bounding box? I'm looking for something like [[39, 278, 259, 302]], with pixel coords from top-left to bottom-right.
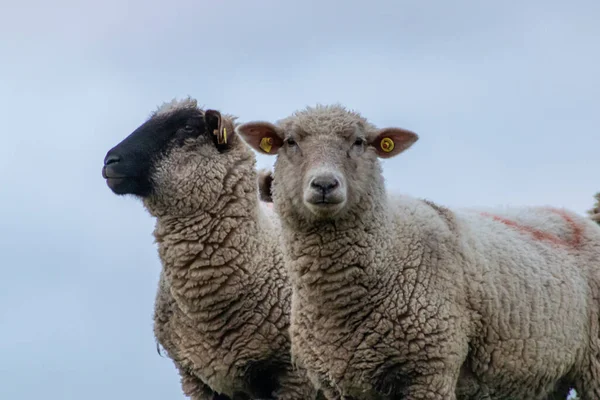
[[101, 98, 319, 400], [236, 104, 600, 400]]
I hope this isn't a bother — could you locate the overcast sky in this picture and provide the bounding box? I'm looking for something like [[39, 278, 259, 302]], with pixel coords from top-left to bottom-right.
[[1, 0, 599, 399]]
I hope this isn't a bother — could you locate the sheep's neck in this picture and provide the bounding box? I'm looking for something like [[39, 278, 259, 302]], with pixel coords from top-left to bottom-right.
[[153, 177, 265, 325], [285, 204, 421, 324]]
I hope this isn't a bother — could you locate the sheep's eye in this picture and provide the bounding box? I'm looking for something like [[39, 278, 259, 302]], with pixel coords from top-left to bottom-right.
[[286, 137, 297, 146], [354, 138, 365, 147], [183, 125, 195, 132]]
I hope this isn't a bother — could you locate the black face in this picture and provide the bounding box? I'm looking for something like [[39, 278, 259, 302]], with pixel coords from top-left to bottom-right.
[[102, 107, 211, 197]]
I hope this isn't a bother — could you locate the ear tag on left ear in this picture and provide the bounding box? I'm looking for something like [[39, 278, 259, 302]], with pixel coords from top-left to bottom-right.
[[380, 137, 394, 153], [260, 137, 273, 153], [214, 123, 228, 145]]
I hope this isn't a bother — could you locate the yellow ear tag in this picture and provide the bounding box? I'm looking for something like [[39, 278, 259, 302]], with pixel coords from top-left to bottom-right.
[[260, 137, 273, 153], [380, 137, 394, 153], [222, 127, 227, 144]]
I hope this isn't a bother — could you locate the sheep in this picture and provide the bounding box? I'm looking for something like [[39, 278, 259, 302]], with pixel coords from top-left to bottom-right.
[[101, 98, 320, 400], [257, 169, 275, 203], [588, 193, 600, 224], [236, 104, 600, 400]]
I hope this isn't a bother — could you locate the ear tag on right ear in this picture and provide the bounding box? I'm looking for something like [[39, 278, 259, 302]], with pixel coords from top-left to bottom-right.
[[380, 137, 394, 153], [260, 137, 273, 153]]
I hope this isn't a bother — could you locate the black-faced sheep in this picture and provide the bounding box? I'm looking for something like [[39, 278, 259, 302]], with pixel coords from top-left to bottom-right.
[[101, 98, 319, 400], [236, 104, 600, 400]]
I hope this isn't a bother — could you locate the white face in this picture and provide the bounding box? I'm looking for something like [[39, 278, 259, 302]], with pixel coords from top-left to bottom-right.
[[280, 131, 368, 220]]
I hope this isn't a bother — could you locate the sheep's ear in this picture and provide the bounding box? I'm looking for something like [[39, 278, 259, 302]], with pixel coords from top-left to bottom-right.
[[204, 109, 234, 148], [257, 169, 274, 202], [369, 127, 418, 159], [236, 122, 284, 155]]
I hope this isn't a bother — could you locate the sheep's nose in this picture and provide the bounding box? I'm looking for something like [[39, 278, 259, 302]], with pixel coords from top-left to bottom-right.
[[310, 175, 339, 195], [104, 153, 121, 166]]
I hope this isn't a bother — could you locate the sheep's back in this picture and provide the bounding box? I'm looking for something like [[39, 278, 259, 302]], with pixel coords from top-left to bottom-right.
[[453, 206, 600, 395]]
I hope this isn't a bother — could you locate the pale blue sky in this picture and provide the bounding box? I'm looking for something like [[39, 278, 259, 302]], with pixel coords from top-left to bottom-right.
[[1, 1, 599, 399]]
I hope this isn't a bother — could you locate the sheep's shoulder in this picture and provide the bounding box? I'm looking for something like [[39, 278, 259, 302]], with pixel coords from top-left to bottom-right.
[[386, 195, 458, 243]]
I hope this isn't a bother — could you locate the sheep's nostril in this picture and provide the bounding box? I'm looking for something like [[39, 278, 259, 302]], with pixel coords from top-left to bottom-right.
[[104, 154, 121, 166], [311, 176, 340, 195]]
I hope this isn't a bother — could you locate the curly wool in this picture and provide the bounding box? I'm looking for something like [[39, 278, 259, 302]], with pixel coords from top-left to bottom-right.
[[258, 105, 600, 400]]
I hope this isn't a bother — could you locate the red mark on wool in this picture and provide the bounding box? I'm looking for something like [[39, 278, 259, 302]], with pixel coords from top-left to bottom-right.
[[264, 202, 274, 210], [480, 208, 583, 248]]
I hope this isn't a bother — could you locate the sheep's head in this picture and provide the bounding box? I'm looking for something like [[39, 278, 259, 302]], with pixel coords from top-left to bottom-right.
[[102, 98, 242, 215], [237, 104, 418, 223], [589, 192, 600, 224]]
